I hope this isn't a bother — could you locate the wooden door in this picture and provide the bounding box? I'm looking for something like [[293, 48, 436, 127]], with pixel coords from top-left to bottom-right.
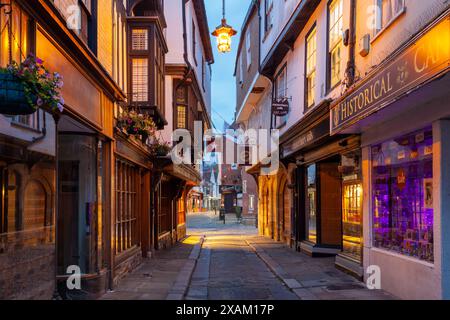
[[318, 161, 342, 247]]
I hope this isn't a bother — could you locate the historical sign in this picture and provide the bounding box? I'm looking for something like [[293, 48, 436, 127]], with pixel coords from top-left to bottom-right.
[[330, 16, 450, 134], [281, 117, 330, 158], [272, 98, 290, 116]]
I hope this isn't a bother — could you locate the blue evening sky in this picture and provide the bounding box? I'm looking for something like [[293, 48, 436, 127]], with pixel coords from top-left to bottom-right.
[[205, 0, 252, 131]]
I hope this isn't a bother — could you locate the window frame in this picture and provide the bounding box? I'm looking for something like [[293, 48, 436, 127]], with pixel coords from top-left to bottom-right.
[[176, 105, 187, 129], [264, 0, 274, 34], [246, 31, 251, 70], [373, 0, 406, 39], [327, 0, 343, 92], [304, 23, 317, 113], [273, 64, 288, 128]]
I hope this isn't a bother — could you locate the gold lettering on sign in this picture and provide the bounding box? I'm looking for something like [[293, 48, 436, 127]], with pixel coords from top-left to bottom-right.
[[415, 38, 440, 73], [331, 16, 450, 132]]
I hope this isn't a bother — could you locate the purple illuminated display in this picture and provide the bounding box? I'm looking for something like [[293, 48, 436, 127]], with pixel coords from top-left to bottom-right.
[[372, 127, 434, 263]]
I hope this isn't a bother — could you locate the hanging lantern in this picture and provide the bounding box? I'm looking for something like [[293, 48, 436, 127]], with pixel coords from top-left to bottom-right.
[[211, 0, 237, 53]]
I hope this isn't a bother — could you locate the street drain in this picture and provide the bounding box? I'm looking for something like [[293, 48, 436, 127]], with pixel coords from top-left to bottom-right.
[[326, 284, 365, 291]]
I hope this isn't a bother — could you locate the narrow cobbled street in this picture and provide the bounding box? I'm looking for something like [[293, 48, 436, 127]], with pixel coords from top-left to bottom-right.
[[101, 212, 395, 300]]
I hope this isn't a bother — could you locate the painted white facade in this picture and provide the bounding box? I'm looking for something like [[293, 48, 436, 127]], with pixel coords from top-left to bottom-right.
[[237, 0, 450, 300]]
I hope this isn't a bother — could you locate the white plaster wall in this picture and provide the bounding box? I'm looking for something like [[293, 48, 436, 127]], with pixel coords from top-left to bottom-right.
[[355, 0, 449, 78], [260, 0, 300, 63], [269, 0, 350, 137]]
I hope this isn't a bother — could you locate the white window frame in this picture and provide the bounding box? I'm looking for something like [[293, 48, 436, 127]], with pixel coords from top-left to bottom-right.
[[374, 0, 406, 36], [306, 27, 317, 110], [328, 0, 343, 89], [265, 0, 274, 33], [246, 31, 251, 70]]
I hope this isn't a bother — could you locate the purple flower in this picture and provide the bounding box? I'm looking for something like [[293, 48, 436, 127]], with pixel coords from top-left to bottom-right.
[[36, 98, 43, 106], [36, 57, 43, 64], [57, 103, 64, 112], [59, 97, 65, 105]]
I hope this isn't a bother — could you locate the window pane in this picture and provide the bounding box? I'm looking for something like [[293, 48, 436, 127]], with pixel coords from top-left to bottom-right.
[[132, 29, 148, 51], [372, 127, 434, 262], [330, 44, 341, 87], [343, 182, 363, 260], [177, 105, 186, 129], [132, 58, 148, 102], [306, 164, 317, 243]]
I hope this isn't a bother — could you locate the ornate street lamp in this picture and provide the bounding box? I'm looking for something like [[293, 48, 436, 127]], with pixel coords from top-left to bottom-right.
[[211, 0, 237, 53]]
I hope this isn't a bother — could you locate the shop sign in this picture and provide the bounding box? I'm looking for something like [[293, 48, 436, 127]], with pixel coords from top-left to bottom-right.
[[272, 98, 290, 117], [281, 117, 330, 158], [330, 16, 450, 134]]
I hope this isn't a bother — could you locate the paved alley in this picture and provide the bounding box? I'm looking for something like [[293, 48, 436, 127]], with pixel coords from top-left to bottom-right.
[[100, 212, 395, 300]]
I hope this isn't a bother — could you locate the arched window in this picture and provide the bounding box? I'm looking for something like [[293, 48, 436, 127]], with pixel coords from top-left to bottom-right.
[[23, 180, 46, 231]]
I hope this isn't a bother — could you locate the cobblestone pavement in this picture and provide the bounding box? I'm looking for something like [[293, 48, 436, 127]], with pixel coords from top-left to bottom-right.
[[99, 212, 395, 300], [186, 211, 395, 300]]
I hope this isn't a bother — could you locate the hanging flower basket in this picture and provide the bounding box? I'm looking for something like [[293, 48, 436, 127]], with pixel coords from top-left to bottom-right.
[[0, 73, 37, 115], [117, 110, 157, 141], [0, 54, 64, 116], [149, 140, 172, 157]]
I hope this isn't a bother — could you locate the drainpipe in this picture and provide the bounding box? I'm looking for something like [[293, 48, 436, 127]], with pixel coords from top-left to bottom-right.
[[345, 0, 357, 87]]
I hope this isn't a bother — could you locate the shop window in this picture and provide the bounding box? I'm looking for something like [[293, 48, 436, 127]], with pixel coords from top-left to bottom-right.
[[0, 1, 34, 67], [58, 134, 101, 274], [342, 182, 362, 260], [306, 164, 317, 243], [375, 0, 405, 34], [328, 0, 343, 90], [372, 127, 434, 263], [305, 26, 317, 111], [115, 159, 140, 254]]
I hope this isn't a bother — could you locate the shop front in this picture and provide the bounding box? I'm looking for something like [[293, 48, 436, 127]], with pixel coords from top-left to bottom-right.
[[113, 132, 152, 286], [57, 116, 109, 299], [152, 158, 201, 249], [330, 11, 450, 299], [281, 100, 364, 275]]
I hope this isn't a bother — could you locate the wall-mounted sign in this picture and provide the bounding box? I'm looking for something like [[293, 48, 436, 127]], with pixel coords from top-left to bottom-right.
[[272, 98, 290, 117], [330, 16, 450, 134], [281, 117, 330, 158]]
